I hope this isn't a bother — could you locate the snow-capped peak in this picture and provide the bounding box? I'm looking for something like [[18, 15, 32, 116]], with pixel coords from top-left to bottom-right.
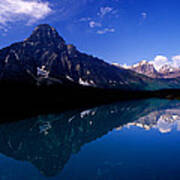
[[113, 58, 180, 79], [132, 60, 152, 68], [159, 64, 178, 73]]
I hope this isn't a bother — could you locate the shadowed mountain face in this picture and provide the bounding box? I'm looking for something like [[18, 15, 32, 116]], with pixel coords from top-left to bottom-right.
[[1, 24, 180, 90], [0, 24, 143, 89], [0, 98, 180, 177]]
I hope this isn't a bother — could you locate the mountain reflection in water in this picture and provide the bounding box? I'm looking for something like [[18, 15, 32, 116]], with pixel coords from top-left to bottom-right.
[[0, 98, 180, 180], [124, 107, 180, 133]]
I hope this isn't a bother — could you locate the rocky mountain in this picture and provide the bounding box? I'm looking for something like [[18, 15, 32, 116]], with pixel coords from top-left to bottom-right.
[[128, 60, 161, 78], [0, 24, 150, 90], [159, 64, 180, 78], [1, 24, 180, 91], [113, 60, 180, 79], [159, 64, 177, 74]]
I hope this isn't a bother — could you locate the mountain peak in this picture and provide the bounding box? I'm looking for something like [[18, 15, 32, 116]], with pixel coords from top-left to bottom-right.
[[113, 61, 161, 78], [26, 24, 65, 47], [35, 24, 55, 31], [132, 60, 152, 68]]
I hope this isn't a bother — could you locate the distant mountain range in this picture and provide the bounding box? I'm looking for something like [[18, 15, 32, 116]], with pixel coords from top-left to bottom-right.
[[113, 60, 180, 79], [1, 24, 180, 91]]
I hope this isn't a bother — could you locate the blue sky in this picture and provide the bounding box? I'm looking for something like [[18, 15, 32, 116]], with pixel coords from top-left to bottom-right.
[[1, 0, 180, 67]]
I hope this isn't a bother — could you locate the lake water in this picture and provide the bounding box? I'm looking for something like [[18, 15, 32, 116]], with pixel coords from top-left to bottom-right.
[[0, 98, 180, 180]]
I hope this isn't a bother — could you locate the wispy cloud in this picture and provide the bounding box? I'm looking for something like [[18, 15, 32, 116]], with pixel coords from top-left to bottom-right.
[[89, 21, 101, 28], [139, 12, 147, 24], [97, 28, 115, 34], [141, 12, 147, 20], [0, 0, 52, 26], [0, 25, 8, 32], [78, 5, 117, 35], [79, 17, 92, 22], [98, 7, 113, 17]]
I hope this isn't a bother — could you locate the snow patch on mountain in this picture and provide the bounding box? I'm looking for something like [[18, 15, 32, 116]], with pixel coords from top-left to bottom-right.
[[37, 66, 49, 78], [78, 78, 95, 86], [66, 75, 74, 81]]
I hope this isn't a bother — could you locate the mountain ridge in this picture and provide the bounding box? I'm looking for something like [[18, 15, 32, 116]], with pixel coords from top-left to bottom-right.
[[1, 24, 180, 92], [113, 60, 180, 79], [0, 24, 150, 90]]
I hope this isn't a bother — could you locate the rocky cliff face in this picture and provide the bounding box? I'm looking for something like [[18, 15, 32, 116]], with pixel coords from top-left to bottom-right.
[[1, 24, 180, 90], [158, 64, 180, 78], [0, 24, 150, 90], [129, 60, 161, 78]]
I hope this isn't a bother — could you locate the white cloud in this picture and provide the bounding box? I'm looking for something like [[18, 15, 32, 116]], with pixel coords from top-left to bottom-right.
[[123, 54, 180, 71], [89, 21, 101, 28], [141, 12, 147, 20], [0, 0, 52, 26], [139, 12, 148, 24], [151, 55, 180, 69], [150, 55, 169, 70], [97, 28, 115, 34], [172, 55, 180, 67], [98, 7, 113, 17], [142, 55, 180, 71]]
